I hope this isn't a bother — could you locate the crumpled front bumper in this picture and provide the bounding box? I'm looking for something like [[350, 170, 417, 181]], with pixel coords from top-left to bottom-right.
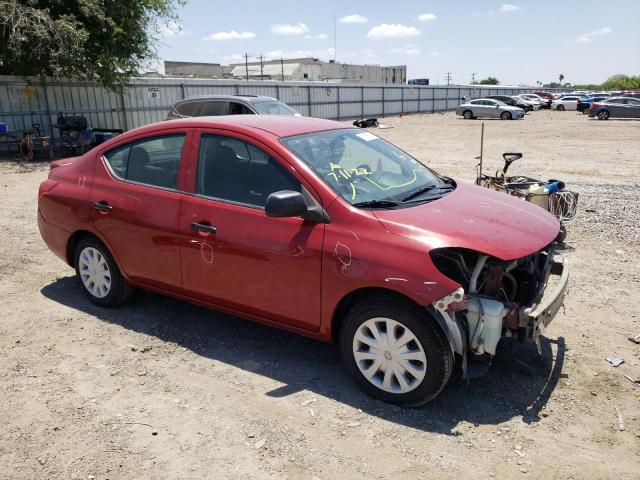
[[521, 256, 569, 340]]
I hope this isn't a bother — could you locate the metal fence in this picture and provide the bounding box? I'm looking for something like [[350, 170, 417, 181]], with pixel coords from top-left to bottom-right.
[[0, 75, 544, 141]]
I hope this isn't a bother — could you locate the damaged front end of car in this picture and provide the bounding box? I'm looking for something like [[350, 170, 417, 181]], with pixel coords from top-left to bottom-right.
[[428, 245, 569, 374]]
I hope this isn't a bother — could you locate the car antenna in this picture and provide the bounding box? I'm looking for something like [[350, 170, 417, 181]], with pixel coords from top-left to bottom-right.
[[475, 122, 485, 185], [169, 103, 185, 118]]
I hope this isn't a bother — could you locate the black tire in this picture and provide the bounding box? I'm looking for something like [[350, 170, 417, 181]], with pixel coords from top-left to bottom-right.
[[339, 295, 453, 407], [463, 110, 473, 120], [555, 223, 567, 243], [526, 106, 533, 112], [581, 108, 589, 115], [500, 111, 512, 120], [74, 237, 135, 307], [557, 104, 565, 111], [597, 110, 610, 120]]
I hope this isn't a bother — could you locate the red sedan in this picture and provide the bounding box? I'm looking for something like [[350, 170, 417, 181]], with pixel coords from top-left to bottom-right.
[[38, 115, 568, 406]]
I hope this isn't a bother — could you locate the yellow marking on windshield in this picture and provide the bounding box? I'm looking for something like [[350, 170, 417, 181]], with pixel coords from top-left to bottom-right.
[[363, 169, 419, 190]]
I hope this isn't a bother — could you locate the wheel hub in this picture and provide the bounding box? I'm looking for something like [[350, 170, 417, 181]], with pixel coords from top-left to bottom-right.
[[353, 317, 427, 394], [78, 247, 111, 299]]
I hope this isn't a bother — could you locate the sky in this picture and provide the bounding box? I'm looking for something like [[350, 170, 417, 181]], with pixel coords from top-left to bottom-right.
[[154, 0, 640, 86]]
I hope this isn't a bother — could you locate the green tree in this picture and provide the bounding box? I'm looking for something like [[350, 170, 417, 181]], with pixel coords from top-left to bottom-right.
[[600, 74, 640, 90], [478, 77, 500, 85], [0, 0, 184, 89]]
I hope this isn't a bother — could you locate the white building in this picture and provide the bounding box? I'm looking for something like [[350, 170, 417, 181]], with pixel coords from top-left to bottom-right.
[[230, 58, 406, 84]]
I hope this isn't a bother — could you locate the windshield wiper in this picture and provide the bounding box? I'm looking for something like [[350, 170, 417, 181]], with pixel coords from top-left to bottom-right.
[[352, 200, 400, 209], [401, 184, 453, 203]]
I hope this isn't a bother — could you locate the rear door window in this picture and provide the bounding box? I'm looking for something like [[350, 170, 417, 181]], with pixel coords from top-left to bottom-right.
[[103, 134, 186, 189], [199, 101, 230, 116], [177, 102, 199, 116]]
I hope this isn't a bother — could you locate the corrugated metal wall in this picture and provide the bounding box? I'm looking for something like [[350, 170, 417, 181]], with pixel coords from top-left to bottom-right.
[[0, 76, 545, 141]]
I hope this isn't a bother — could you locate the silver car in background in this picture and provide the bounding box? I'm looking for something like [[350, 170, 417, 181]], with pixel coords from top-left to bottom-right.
[[456, 98, 525, 120], [588, 97, 640, 120]]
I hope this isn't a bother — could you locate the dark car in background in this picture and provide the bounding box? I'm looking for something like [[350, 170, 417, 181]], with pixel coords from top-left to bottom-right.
[[167, 95, 301, 119], [588, 97, 640, 120], [486, 95, 529, 112], [576, 96, 609, 114]]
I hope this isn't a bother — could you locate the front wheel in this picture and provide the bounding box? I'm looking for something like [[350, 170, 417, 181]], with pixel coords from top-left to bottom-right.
[[340, 296, 453, 406], [581, 108, 589, 115], [557, 104, 565, 111], [74, 237, 135, 307], [500, 111, 512, 120], [597, 110, 610, 120], [463, 110, 474, 120]]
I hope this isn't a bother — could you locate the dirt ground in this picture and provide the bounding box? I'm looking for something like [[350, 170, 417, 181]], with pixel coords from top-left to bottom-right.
[[1, 110, 639, 480]]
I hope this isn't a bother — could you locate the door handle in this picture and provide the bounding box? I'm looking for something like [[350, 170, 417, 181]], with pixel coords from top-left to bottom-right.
[[92, 201, 112, 212], [191, 222, 217, 234]]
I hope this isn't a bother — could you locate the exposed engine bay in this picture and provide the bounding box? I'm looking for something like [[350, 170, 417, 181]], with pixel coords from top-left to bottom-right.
[[429, 245, 568, 362]]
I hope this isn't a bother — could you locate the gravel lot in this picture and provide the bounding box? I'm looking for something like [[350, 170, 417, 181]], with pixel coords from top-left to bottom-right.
[[1, 110, 639, 479]]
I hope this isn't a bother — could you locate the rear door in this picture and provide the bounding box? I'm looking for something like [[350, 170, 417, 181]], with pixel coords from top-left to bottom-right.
[[91, 130, 192, 290], [178, 129, 324, 330]]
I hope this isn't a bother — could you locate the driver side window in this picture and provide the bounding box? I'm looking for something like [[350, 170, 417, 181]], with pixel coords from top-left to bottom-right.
[[196, 134, 300, 207]]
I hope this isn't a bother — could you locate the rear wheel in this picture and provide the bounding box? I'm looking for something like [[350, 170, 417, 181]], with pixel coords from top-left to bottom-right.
[[463, 110, 473, 120], [557, 104, 565, 111], [597, 110, 610, 120], [74, 237, 135, 307], [340, 296, 453, 406], [500, 111, 512, 120]]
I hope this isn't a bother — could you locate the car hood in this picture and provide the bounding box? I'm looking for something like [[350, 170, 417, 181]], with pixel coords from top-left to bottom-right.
[[373, 182, 559, 260]]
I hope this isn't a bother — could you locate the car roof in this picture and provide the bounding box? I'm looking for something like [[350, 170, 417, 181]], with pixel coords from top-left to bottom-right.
[[175, 95, 278, 105], [120, 115, 351, 140]]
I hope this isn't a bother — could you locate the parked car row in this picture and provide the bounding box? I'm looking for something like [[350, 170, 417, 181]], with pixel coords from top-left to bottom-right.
[[457, 91, 640, 121]]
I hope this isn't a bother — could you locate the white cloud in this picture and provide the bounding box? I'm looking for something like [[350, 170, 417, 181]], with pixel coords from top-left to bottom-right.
[[159, 21, 189, 37], [339, 14, 368, 24], [575, 27, 612, 43], [367, 24, 420, 39], [417, 13, 437, 22], [203, 30, 255, 41], [497, 47, 512, 52], [271, 23, 309, 35], [499, 4, 520, 13], [431, 50, 444, 56], [305, 33, 328, 40], [389, 46, 421, 55]]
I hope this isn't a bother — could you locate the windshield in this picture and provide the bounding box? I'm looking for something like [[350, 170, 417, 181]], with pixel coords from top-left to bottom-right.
[[281, 129, 453, 207], [252, 101, 300, 116]]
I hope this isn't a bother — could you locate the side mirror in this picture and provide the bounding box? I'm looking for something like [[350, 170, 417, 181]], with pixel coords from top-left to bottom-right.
[[503, 152, 523, 163], [265, 190, 308, 218]]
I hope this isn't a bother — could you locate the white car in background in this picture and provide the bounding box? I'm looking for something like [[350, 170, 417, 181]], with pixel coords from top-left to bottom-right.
[[552, 95, 581, 111], [517, 94, 544, 109]]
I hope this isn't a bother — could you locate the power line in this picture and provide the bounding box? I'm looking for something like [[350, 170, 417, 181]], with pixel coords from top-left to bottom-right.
[[445, 72, 452, 85]]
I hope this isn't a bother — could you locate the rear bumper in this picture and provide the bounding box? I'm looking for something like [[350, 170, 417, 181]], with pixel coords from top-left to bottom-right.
[[521, 257, 569, 340]]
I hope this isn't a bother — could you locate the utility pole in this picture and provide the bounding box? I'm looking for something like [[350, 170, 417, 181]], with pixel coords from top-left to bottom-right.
[[471, 72, 477, 84], [243, 53, 250, 81], [446, 72, 452, 85], [280, 58, 285, 81], [258, 55, 265, 81]]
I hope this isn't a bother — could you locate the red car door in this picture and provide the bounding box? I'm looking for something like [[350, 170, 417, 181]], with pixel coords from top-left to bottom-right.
[[90, 130, 193, 290], [178, 129, 324, 331]]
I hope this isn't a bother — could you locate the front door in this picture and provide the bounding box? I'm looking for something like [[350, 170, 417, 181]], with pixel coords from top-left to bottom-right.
[[179, 130, 324, 331], [91, 131, 191, 290]]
